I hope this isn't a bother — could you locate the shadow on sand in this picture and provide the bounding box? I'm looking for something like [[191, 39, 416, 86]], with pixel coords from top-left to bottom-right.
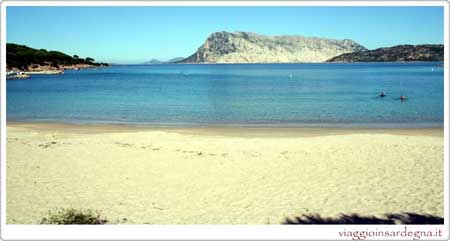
[[283, 212, 443, 224]]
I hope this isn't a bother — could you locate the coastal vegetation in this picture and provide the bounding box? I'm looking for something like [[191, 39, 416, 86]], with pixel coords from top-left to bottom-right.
[[6, 43, 108, 71], [40, 208, 108, 224], [38, 209, 444, 224]]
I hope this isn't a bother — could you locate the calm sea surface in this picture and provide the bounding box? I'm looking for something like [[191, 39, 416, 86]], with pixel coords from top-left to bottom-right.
[[7, 63, 444, 128]]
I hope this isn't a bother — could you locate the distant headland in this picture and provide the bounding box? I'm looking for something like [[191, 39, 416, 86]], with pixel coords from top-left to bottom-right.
[[326, 44, 444, 62]]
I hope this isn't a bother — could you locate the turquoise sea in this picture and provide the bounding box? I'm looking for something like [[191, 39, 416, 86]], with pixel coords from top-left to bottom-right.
[[6, 63, 444, 128]]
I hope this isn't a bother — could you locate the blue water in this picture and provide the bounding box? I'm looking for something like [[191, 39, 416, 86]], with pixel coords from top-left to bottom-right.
[[7, 63, 444, 128]]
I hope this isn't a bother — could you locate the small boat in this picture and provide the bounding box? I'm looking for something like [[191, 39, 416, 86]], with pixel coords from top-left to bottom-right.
[[400, 95, 408, 101], [6, 71, 30, 80]]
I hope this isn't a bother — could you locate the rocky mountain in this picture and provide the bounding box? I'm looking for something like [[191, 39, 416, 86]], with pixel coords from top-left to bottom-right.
[[144, 57, 185, 64], [326, 44, 444, 62], [144, 59, 164, 64], [180, 31, 367, 63]]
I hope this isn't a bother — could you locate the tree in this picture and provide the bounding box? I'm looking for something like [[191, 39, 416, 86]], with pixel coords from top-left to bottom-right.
[[6, 43, 104, 70]]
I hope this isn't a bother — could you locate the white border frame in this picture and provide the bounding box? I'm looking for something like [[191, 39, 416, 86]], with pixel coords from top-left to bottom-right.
[[0, 1, 449, 240]]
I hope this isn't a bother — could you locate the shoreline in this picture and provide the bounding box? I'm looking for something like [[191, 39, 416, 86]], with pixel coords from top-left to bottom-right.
[[6, 121, 444, 137], [7, 64, 106, 76]]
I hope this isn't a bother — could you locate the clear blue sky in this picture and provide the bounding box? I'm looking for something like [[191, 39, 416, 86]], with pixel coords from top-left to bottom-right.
[[7, 6, 444, 64]]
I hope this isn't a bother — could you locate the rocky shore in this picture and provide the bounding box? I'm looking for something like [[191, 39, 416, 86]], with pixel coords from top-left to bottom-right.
[[6, 63, 106, 79]]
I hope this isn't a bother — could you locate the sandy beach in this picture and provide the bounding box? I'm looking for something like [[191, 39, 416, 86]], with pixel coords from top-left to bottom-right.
[[6, 122, 444, 224]]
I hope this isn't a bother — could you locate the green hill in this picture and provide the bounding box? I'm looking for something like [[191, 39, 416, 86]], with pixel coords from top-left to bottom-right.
[[7, 43, 108, 70], [326, 44, 444, 62]]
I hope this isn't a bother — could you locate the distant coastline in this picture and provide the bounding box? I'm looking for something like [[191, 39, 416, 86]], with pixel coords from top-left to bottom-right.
[[137, 61, 444, 65], [7, 32, 444, 69], [172, 31, 443, 64]]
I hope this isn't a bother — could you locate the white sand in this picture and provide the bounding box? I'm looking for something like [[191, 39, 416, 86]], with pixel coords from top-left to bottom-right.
[[6, 123, 444, 224]]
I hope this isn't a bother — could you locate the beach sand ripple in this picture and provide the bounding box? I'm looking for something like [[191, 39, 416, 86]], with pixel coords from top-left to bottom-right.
[[6, 124, 444, 224]]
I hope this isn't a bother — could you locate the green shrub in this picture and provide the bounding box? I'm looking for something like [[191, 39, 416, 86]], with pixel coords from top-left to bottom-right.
[[40, 208, 108, 224]]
